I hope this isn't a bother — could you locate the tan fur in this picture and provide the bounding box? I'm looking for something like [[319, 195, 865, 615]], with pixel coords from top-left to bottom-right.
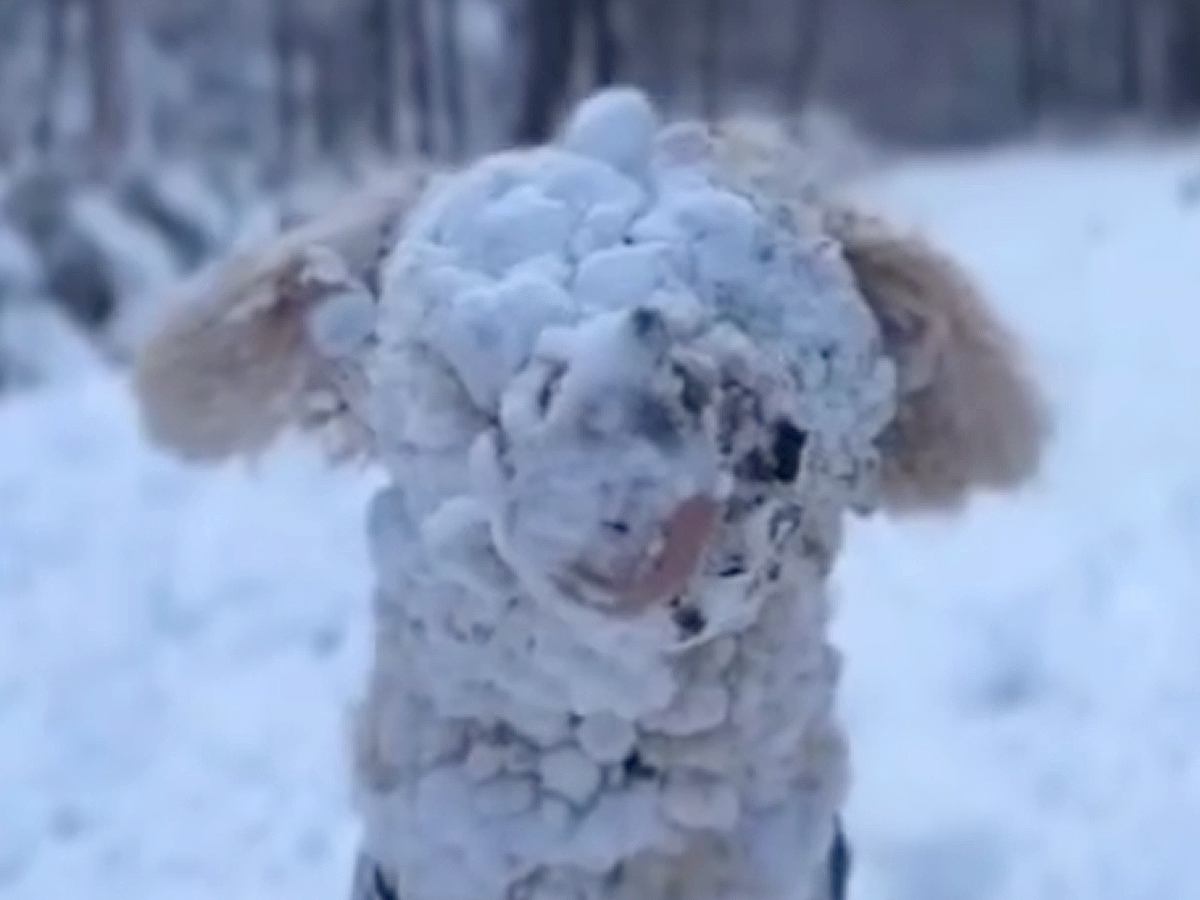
[[134, 169, 433, 461], [825, 206, 1050, 512]]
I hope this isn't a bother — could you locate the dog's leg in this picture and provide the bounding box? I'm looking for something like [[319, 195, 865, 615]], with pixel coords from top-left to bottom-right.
[[827, 819, 852, 900], [349, 853, 399, 900]]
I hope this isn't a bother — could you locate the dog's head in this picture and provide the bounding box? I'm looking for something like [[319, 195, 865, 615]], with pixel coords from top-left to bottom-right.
[[135, 90, 1048, 620]]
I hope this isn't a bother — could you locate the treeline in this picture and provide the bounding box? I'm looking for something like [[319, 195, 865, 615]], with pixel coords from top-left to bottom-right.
[[2, 0, 1200, 176]]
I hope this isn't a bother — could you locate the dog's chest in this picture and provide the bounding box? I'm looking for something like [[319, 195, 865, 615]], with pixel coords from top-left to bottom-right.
[[357, 483, 848, 900]]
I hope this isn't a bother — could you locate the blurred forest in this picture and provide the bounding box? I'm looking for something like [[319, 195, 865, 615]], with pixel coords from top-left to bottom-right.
[[3, 0, 1200, 381], [5, 0, 1200, 171]]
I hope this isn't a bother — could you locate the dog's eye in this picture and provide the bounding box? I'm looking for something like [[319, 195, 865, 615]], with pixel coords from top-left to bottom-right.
[[771, 420, 807, 483]]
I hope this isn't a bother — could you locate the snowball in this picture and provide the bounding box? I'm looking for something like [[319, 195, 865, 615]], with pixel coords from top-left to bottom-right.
[[468, 185, 574, 276], [660, 771, 740, 831], [464, 743, 505, 783], [560, 87, 659, 177], [640, 682, 730, 736], [538, 746, 602, 806], [424, 272, 575, 410], [307, 287, 376, 357], [538, 796, 574, 836], [471, 775, 538, 819], [572, 243, 682, 311], [575, 713, 636, 765]]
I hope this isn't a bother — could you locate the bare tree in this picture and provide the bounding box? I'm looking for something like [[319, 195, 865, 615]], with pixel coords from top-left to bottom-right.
[[516, 0, 579, 144], [366, 0, 400, 154], [1115, 0, 1142, 109], [438, 0, 467, 159], [34, 0, 71, 155], [1042, 5, 1071, 111], [588, 0, 619, 88], [641, 0, 675, 104], [1167, 0, 1200, 116], [406, 0, 435, 156], [270, 0, 302, 177], [783, 0, 830, 116], [699, 0, 722, 119], [86, 0, 129, 174], [1016, 0, 1043, 117], [312, 29, 347, 160]]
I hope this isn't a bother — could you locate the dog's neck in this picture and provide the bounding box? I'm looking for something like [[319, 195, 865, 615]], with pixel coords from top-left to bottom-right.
[[351, 466, 853, 899]]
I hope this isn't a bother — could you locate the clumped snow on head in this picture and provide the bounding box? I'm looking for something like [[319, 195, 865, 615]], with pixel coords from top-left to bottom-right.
[[325, 90, 895, 898]]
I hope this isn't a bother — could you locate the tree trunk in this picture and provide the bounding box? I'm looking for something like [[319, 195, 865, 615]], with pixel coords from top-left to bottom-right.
[[1116, 0, 1141, 109], [641, 0, 675, 104], [515, 0, 578, 144], [699, 0, 722, 119], [438, 0, 467, 159], [271, 0, 302, 177], [1016, 0, 1042, 117], [406, 0, 435, 156], [783, 0, 829, 117], [86, 0, 129, 175], [1167, 0, 1200, 116], [588, 0, 619, 88], [366, 0, 400, 155], [1042, 6, 1071, 108], [312, 31, 346, 160], [34, 0, 71, 155]]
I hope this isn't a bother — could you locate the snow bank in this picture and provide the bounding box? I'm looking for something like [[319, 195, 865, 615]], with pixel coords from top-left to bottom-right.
[[0, 222, 100, 389], [0, 301, 104, 388], [835, 142, 1200, 900], [338, 90, 894, 898], [0, 374, 377, 900]]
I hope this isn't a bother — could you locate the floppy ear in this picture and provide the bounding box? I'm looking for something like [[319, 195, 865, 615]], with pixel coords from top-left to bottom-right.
[[825, 205, 1050, 513], [134, 170, 430, 462]]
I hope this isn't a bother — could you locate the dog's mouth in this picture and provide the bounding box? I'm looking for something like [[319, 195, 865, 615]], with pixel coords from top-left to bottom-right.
[[570, 494, 721, 615]]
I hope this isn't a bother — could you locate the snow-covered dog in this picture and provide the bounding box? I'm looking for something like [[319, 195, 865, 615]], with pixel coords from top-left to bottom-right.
[[134, 90, 1047, 900]]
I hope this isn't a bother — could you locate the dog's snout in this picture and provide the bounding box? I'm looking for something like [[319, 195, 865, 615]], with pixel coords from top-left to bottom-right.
[[578, 494, 721, 613]]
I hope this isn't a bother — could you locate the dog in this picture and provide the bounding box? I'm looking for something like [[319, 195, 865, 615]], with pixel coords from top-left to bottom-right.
[[134, 89, 1047, 900]]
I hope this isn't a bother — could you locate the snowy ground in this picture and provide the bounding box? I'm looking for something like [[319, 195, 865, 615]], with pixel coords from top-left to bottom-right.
[[3, 143, 1199, 899]]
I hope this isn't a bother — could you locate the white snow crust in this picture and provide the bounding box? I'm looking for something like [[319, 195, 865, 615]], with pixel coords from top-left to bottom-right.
[[334, 90, 895, 899]]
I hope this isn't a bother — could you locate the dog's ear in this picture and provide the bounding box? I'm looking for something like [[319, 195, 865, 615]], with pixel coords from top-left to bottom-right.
[[134, 172, 429, 462], [826, 206, 1050, 513]]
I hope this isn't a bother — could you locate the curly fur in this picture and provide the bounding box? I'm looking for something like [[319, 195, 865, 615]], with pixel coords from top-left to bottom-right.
[[134, 169, 432, 461], [824, 205, 1050, 511]]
